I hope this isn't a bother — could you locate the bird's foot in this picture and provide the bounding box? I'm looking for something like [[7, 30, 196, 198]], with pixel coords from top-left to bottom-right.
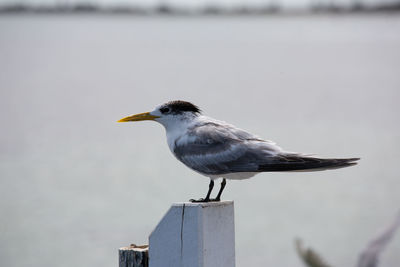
[[189, 198, 221, 203], [189, 198, 209, 203]]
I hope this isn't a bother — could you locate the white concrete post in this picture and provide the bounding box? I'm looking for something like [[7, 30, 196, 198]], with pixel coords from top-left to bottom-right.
[[149, 201, 235, 267]]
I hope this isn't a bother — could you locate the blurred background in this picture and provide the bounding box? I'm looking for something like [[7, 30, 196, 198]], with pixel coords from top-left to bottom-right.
[[1, 0, 399, 266]]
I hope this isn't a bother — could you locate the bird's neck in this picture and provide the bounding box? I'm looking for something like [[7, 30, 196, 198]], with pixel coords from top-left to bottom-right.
[[163, 116, 198, 152]]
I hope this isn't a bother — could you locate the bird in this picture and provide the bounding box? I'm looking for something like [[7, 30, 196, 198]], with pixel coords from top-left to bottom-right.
[[118, 100, 359, 202]]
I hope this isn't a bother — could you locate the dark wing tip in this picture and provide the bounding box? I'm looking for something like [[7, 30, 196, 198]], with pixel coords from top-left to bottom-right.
[[342, 157, 361, 166], [347, 157, 361, 162], [258, 156, 360, 172], [317, 157, 361, 169]]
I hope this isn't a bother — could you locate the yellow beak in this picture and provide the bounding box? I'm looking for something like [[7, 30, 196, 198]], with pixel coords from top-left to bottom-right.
[[117, 112, 160, 122]]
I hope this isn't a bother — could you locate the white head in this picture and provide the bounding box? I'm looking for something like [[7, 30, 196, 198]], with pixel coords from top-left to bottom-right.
[[118, 100, 202, 129]]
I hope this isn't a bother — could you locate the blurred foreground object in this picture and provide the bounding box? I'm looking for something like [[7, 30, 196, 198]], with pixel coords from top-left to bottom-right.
[[296, 239, 332, 267], [296, 211, 400, 267], [357, 211, 400, 267]]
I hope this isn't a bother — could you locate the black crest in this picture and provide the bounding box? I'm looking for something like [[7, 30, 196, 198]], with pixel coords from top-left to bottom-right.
[[161, 100, 201, 115]]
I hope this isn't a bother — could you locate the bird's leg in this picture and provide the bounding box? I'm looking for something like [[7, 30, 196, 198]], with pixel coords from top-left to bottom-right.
[[211, 178, 226, 202], [190, 179, 214, 203], [204, 179, 214, 201]]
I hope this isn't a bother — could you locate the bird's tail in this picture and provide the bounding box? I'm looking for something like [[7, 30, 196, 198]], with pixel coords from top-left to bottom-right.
[[258, 154, 360, 172]]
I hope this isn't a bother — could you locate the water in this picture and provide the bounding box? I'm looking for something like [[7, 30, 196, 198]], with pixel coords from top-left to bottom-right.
[[0, 14, 399, 267]]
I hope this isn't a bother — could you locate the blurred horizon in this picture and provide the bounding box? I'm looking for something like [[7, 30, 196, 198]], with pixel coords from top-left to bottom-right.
[[1, 0, 400, 14]]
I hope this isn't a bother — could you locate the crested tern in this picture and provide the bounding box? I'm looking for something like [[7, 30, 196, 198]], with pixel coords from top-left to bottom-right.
[[118, 100, 359, 202]]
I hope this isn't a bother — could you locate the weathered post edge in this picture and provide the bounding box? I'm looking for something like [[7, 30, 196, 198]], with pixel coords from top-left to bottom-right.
[[119, 244, 149, 267]]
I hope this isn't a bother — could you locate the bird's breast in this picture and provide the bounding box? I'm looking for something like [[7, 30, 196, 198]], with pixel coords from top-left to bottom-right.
[[164, 120, 198, 153], [165, 127, 188, 153], [167, 131, 197, 153]]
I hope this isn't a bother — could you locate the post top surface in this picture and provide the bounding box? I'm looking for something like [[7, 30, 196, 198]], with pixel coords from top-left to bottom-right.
[[172, 200, 233, 208], [119, 247, 148, 252]]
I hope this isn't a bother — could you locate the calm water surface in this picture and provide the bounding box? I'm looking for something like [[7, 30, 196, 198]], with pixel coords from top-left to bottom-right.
[[0, 14, 399, 267]]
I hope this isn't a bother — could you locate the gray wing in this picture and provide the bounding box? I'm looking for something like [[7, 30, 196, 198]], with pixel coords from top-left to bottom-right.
[[173, 121, 359, 176], [357, 211, 400, 267], [173, 121, 282, 175]]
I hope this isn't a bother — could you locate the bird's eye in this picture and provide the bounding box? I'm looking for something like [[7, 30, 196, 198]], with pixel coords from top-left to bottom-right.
[[160, 107, 170, 114]]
